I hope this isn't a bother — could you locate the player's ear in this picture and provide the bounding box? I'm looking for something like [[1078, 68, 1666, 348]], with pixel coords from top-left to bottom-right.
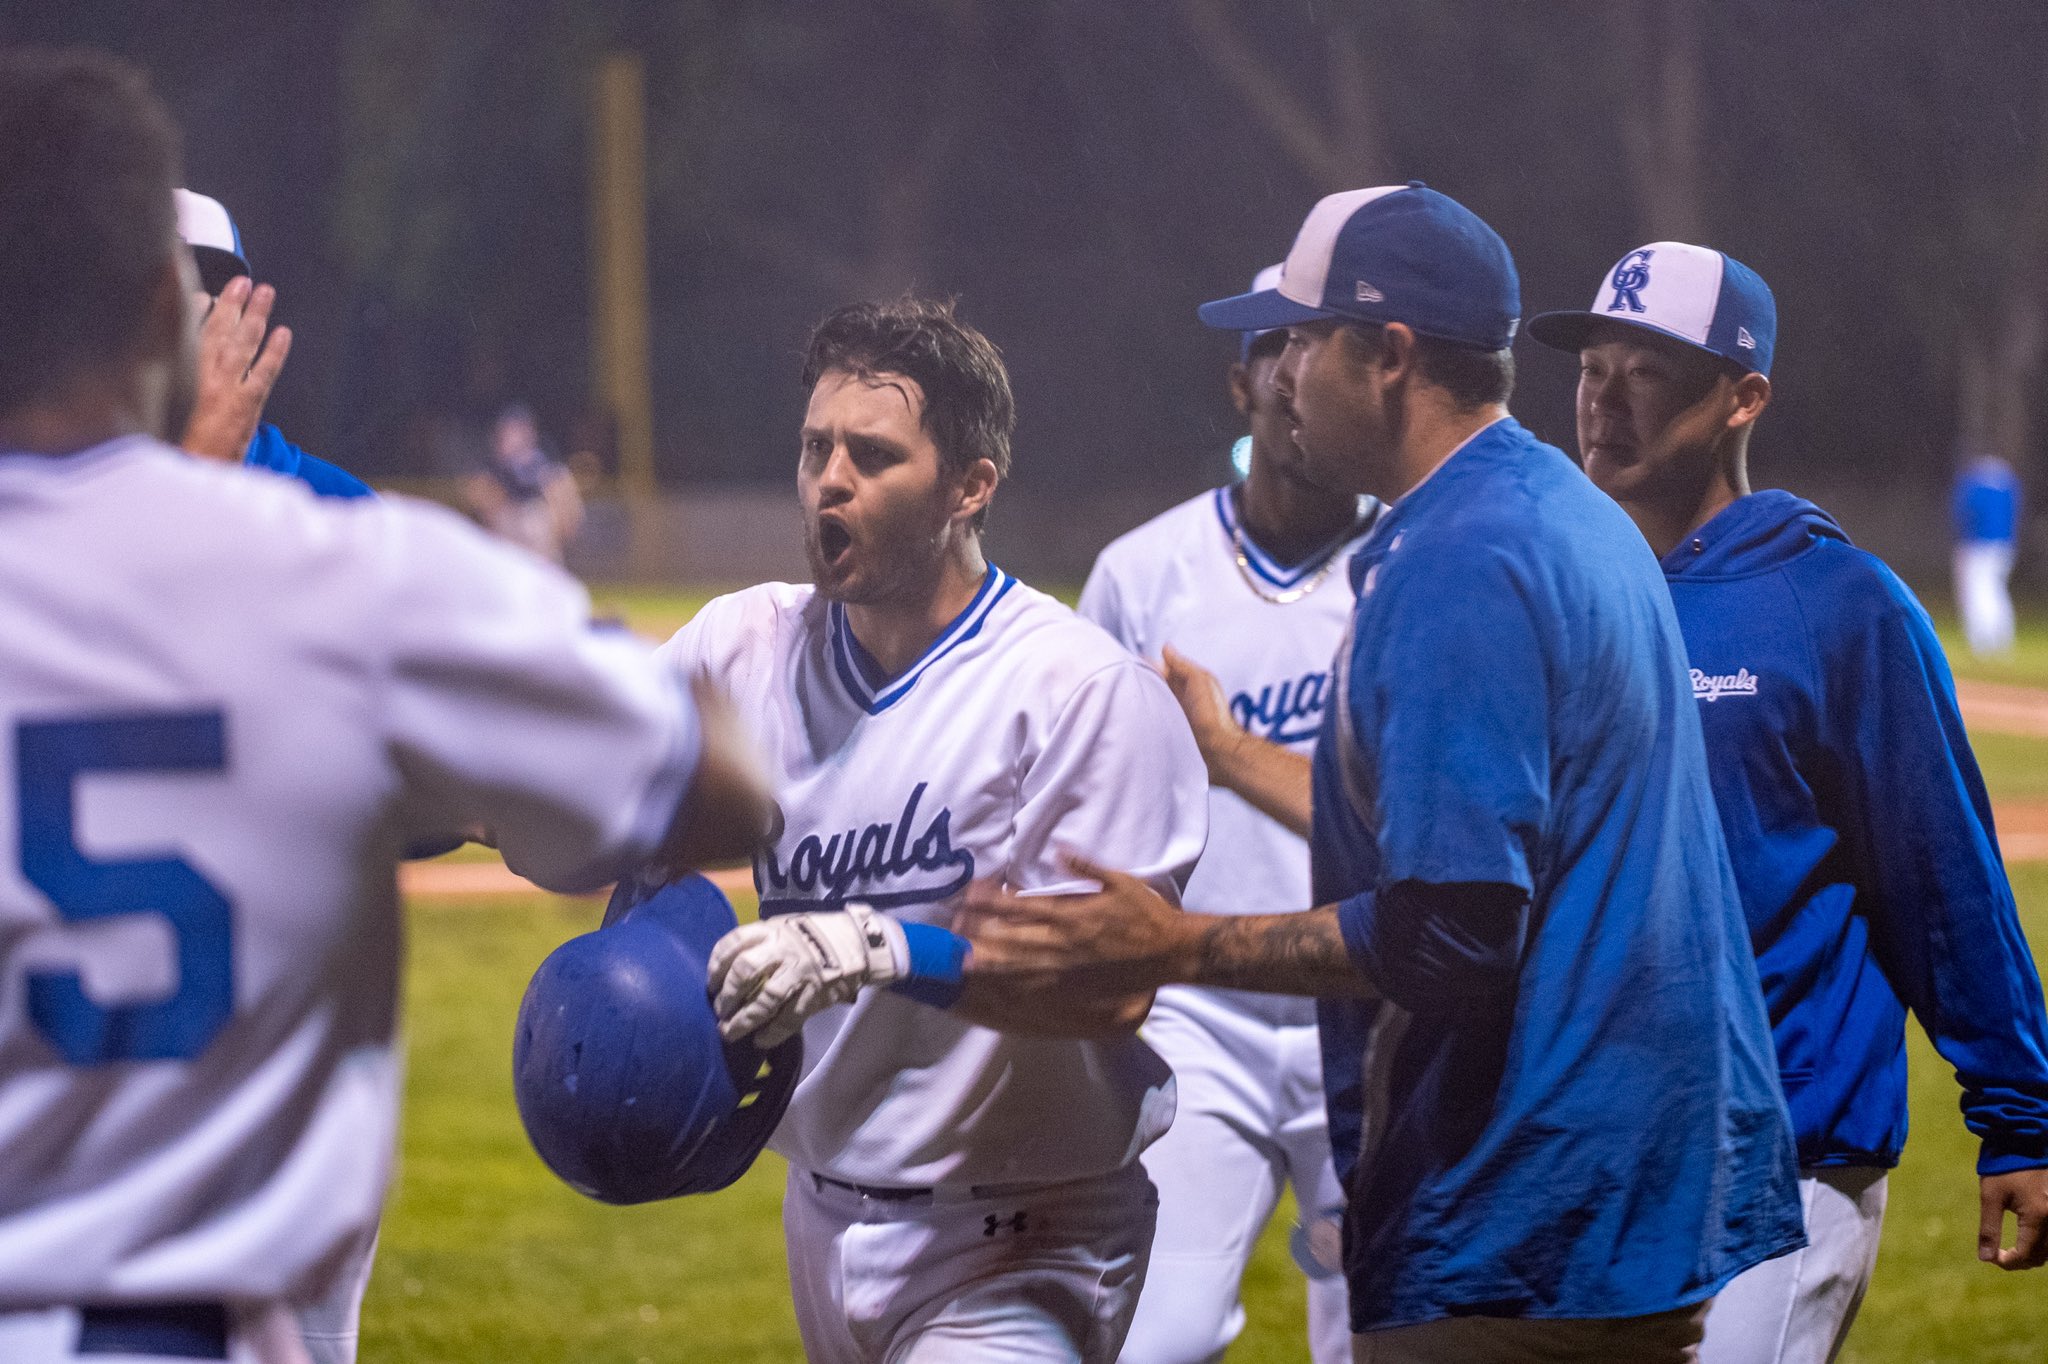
[[953, 457, 999, 525], [1727, 371, 1772, 432], [1227, 362, 1254, 417], [146, 245, 199, 360]]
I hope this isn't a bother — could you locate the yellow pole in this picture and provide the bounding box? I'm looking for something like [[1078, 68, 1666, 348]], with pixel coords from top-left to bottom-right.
[[590, 52, 656, 501]]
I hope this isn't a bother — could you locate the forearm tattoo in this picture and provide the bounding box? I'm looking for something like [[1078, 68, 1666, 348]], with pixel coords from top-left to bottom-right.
[[1189, 908, 1375, 998]]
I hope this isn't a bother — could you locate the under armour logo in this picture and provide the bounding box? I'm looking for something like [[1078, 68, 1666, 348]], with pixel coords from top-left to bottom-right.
[[1355, 279, 1384, 303], [984, 1210, 1029, 1237], [1607, 249, 1654, 313]]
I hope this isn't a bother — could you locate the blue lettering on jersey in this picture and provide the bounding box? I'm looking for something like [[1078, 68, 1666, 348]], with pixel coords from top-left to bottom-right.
[[758, 782, 975, 914], [15, 711, 235, 1064], [1231, 669, 1332, 745]]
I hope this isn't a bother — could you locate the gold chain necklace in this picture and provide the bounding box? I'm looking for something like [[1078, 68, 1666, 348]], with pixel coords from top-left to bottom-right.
[[1231, 522, 1345, 605]]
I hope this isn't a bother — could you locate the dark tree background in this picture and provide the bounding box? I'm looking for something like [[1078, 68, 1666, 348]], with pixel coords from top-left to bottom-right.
[[6, 1, 2047, 538]]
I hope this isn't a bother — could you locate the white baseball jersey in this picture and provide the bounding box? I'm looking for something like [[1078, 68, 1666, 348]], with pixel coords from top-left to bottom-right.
[[1079, 485, 1376, 1025], [0, 437, 699, 1311], [658, 568, 1207, 1188]]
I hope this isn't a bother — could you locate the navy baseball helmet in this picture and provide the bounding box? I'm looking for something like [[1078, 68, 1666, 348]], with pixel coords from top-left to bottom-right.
[[512, 873, 801, 1204]]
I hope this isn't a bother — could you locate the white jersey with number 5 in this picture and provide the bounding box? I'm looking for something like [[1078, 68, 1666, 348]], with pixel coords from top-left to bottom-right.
[[658, 568, 1207, 1188], [0, 438, 699, 1310]]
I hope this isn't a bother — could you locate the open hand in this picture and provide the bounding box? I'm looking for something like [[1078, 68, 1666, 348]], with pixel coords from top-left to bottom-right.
[[954, 854, 1190, 999], [181, 277, 292, 462], [1159, 645, 1245, 782]]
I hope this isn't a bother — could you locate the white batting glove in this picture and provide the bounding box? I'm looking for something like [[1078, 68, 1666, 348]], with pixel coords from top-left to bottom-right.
[[707, 904, 907, 1047]]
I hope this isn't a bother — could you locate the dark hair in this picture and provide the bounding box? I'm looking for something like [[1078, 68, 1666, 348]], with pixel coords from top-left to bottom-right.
[[0, 49, 182, 417], [801, 297, 1015, 528], [1343, 322, 1514, 411]]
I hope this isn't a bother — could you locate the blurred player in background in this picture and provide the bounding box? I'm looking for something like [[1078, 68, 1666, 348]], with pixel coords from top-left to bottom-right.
[[464, 403, 584, 564], [1077, 264, 1371, 1364], [0, 48, 767, 1364], [665, 296, 1207, 1362], [1529, 244, 2048, 1363], [1952, 451, 2021, 656], [173, 189, 371, 499], [958, 185, 1804, 1361]]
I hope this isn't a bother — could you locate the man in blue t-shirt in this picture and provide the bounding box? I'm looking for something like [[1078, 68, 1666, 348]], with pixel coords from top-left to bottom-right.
[[1953, 452, 2022, 656], [958, 186, 1804, 1361], [1530, 243, 2048, 1363], [174, 188, 371, 499]]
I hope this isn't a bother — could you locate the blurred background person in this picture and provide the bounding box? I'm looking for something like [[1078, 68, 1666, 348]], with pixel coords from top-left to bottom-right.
[[1954, 451, 2022, 656], [465, 403, 584, 563]]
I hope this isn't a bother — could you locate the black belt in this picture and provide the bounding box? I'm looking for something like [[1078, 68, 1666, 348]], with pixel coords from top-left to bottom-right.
[[77, 1303, 229, 1359], [812, 1172, 934, 1203]]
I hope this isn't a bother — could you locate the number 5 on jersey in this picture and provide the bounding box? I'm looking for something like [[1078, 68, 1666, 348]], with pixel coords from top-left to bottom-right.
[[16, 711, 234, 1064]]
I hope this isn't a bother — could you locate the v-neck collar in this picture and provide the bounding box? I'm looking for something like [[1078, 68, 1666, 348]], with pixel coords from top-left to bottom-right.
[[1213, 486, 1379, 590], [827, 565, 1016, 715]]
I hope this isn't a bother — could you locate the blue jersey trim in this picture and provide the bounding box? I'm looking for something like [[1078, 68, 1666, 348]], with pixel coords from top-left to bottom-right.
[[827, 566, 1015, 715]]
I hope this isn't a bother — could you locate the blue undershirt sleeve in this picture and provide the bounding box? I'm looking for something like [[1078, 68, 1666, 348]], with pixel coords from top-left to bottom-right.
[[889, 921, 970, 1009], [1337, 880, 1531, 1014]]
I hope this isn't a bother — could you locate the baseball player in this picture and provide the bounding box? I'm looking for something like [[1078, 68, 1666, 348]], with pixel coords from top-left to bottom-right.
[[661, 296, 1209, 1362], [956, 184, 1806, 1361], [1952, 452, 2021, 656], [0, 49, 768, 1364], [1076, 264, 1371, 1364], [1527, 243, 2048, 1362], [174, 188, 372, 499]]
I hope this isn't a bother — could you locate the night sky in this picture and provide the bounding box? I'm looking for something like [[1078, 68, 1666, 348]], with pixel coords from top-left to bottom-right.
[[6, 1, 2046, 563]]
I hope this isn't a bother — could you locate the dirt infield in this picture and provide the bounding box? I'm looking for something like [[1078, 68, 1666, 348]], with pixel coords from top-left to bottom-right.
[[1958, 680, 2048, 740], [399, 861, 755, 900], [399, 680, 2048, 898]]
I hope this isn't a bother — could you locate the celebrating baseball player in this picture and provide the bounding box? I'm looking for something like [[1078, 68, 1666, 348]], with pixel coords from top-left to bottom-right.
[[658, 296, 1207, 1362], [0, 49, 769, 1364], [1527, 243, 2048, 1361], [1077, 263, 1372, 1364], [957, 184, 1806, 1361]]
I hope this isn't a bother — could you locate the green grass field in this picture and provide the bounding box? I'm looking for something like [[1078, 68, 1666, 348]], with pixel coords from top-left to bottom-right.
[[360, 586, 2048, 1361]]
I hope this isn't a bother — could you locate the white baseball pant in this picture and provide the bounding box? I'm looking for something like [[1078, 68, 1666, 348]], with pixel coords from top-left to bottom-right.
[[784, 1161, 1157, 1363], [1698, 1167, 1887, 1364], [1120, 990, 1350, 1364]]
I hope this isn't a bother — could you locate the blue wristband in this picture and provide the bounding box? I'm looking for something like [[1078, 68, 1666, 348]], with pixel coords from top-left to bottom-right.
[[889, 922, 971, 1009]]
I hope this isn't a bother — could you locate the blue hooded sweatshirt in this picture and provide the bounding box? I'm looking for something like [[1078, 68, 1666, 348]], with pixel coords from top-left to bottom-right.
[[1663, 490, 2048, 1175]]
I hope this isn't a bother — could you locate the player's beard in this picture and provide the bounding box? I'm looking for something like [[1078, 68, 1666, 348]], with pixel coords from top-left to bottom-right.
[[803, 505, 953, 609], [159, 340, 199, 446]]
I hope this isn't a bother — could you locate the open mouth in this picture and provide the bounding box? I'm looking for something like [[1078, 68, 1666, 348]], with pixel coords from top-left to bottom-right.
[[817, 518, 853, 565]]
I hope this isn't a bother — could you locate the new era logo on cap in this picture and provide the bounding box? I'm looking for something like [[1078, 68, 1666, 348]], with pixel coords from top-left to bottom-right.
[[1198, 182, 1520, 351], [1529, 241, 1777, 376]]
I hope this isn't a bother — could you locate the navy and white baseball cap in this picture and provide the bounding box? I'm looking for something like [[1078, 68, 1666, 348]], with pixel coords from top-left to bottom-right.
[[1200, 182, 1520, 351], [1238, 262, 1286, 362], [174, 189, 250, 294], [1527, 242, 1776, 376]]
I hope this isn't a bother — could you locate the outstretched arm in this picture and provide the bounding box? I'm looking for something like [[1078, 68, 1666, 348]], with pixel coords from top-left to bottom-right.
[[1161, 645, 1313, 837], [955, 857, 1372, 1001]]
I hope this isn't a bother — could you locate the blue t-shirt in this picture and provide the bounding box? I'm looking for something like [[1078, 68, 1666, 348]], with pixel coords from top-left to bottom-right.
[[1953, 458, 2019, 545], [243, 424, 373, 500], [1665, 491, 2048, 1174], [1312, 418, 1803, 1331]]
